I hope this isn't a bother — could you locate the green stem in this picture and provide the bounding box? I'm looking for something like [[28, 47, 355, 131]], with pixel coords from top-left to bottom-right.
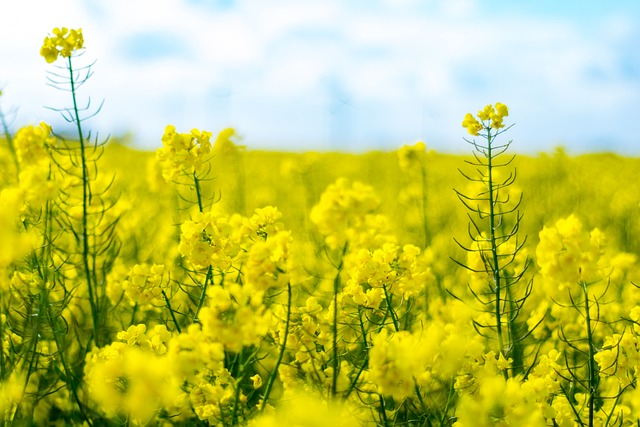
[[420, 159, 429, 248], [193, 171, 204, 213], [331, 243, 347, 397], [67, 57, 100, 347], [162, 290, 181, 333], [260, 283, 292, 411], [345, 308, 369, 399], [440, 380, 456, 426], [378, 394, 390, 427], [486, 127, 506, 378], [46, 303, 93, 426], [231, 350, 247, 426], [22, 291, 45, 394], [193, 266, 213, 323], [382, 283, 400, 332], [582, 281, 597, 427], [0, 308, 4, 380]]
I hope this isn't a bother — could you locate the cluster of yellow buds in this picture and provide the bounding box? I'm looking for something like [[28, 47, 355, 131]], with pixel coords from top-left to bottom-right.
[[462, 102, 509, 136], [156, 125, 213, 182], [40, 27, 84, 63]]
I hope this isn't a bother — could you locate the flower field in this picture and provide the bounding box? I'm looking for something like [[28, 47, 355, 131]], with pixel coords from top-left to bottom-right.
[[1, 27, 640, 426]]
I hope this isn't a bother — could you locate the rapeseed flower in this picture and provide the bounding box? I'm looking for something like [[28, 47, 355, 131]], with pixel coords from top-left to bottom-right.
[[40, 27, 84, 63], [156, 125, 212, 182], [462, 102, 510, 135], [536, 214, 605, 286], [398, 141, 426, 171]]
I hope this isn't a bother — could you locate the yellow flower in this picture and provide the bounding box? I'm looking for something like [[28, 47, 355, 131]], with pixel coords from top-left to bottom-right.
[[463, 103, 510, 135], [213, 127, 244, 155], [14, 122, 54, 165], [496, 352, 513, 371], [461, 113, 482, 136], [476, 104, 495, 121], [156, 124, 214, 182], [398, 141, 426, 172], [251, 374, 263, 389], [495, 102, 509, 118], [40, 27, 84, 63]]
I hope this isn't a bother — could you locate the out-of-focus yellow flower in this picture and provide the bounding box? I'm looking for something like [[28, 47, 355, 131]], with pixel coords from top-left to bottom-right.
[[398, 141, 426, 172], [40, 27, 84, 63], [199, 283, 271, 352], [249, 392, 362, 427], [120, 263, 167, 307], [310, 178, 383, 249], [536, 214, 605, 286], [213, 127, 244, 155], [14, 122, 54, 165], [454, 372, 546, 427]]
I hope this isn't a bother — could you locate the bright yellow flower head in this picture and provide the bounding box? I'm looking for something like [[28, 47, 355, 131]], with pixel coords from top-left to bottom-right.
[[476, 105, 495, 121], [462, 103, 510, 135], [495, 102, 509, 118], [40, 27, 84, 63], [462, 113, 482, 136]]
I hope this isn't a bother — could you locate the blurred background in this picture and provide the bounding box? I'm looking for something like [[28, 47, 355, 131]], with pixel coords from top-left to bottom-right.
[[1, 0, 639, 154]]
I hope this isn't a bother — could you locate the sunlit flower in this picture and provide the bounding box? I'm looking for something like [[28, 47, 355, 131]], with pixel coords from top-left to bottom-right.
[[40, 27, 84, 63]]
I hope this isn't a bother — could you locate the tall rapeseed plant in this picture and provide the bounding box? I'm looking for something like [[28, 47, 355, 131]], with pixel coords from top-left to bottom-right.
[[454, 103, 533, 378]]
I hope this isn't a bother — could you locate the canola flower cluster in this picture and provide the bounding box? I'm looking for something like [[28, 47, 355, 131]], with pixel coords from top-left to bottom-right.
[[462, 102, 509, 135], [40, 27, 84, 63], [1, 27, 640, 427]]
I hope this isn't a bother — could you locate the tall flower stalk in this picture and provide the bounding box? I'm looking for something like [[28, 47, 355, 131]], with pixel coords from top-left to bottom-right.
[[453, 103, 532, 378], [41, 27, 116, 348]]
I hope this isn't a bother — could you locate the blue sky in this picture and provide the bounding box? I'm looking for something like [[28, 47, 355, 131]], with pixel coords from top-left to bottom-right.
[[1, 0, 639, 154]]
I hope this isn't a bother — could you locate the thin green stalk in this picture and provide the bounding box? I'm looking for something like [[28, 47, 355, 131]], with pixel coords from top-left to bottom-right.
[[378, 394, 390, 427], [420, 159, 429, 248], [193, 266, 213, 323], [344, 308, 369, 399], [331, 243, 347, 397], [440, 381, 456, 427], [67, 56, 100, 347], [485, 127, 507, 378], [260, 283, 292, 411], [231, 350, 247, 426], [506, 282, 524, 377], [46, 304, 92, 427], [0, 309, 5, 379], [382, 283, 400, 332], [193, 171, 204, 213], [162, 289, 182, 333], [22, 289, 46, 396], [414, 382, 428, 414], [582, 281, 597, 427]]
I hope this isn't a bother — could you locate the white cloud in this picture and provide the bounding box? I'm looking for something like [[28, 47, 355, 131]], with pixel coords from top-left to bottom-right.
[[1, 0, 639, 153]]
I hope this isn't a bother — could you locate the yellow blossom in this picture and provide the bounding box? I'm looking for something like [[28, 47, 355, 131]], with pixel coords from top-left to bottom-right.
[[251, 374, 263, 389], [462, 113, 482, 136], [40, 27, 84, 63]]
